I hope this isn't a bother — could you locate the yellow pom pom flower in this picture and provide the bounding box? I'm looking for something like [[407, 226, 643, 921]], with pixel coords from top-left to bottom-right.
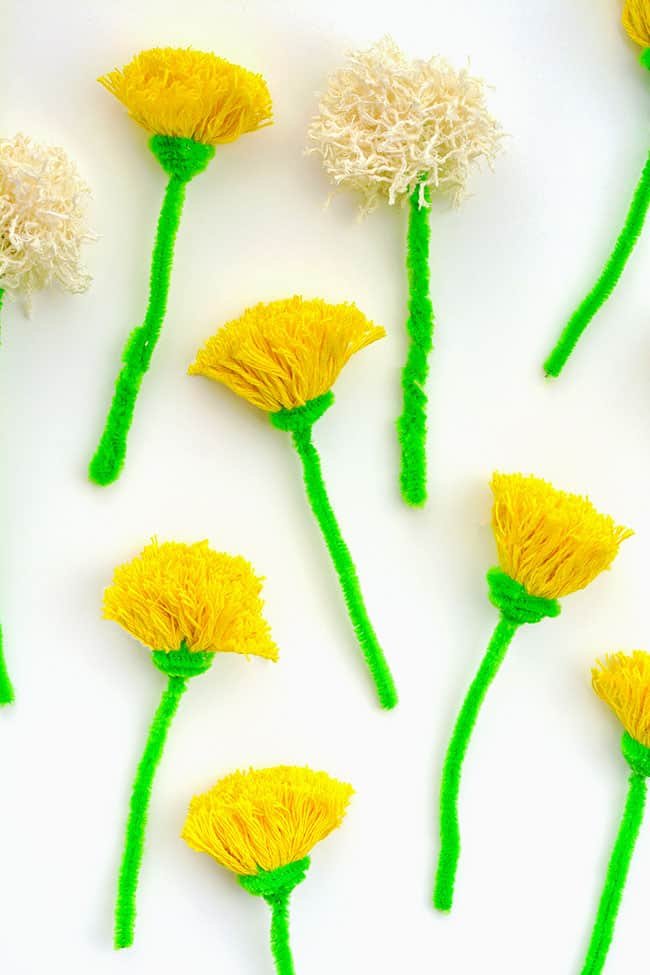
[[190, 295, 385, 413], [108, 540, 277, 951], [191, 296, 397, 710], [183, 766, 353, 972], [491, 473, 632, 600], [579, 652, 650, 973], [623, 0, 650, 49], [433, 473, 631, 914], [99, 47, 272, 145], [104, 539, 277, 659], [89, 48, 272, 487]]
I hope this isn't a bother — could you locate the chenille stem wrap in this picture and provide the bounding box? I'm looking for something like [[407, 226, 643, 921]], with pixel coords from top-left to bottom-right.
[[434, 568, 559, 910], [271, 394, 398, 710], [89, 136, 214, 486], [579, 734, 650, 975], [544, 145, 650, 378], [398, 179, 434, 507], [239, 859, 310, 975]]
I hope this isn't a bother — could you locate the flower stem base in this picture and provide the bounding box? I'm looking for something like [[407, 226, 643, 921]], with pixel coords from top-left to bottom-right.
[[239, 858, 311, 975]]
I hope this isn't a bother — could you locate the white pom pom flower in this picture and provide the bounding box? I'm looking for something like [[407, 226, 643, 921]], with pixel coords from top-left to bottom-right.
[[307, 37, 503, 211], [0, 133, 93, 306]]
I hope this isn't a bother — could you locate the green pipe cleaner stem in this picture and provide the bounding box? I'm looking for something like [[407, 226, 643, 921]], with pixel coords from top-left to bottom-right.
[[89, 174, 188, 485], [580, 770, 647, 975], [397, 179, 434, 507], [434, 615, 518, 911], [239, 859, 310, 975], [266, 889, 297, 975], [114, 673, 188, 949], [0, 626, 15, 705], [289, 421, 397, 710], [544, 150, 650, 378]]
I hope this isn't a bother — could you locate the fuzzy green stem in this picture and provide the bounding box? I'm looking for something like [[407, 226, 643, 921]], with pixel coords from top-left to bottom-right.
[[0, 626, 15, 705], [290, 423, 397, 710], [266, 890, 296, 975], [89, 175, 188, 485], [544, 151, 650, 378], [434, 615, 519, 911], [114, 674, 188, 949], [580, 770, 647, 975], [397, 180, 434, 506], [89, 136, 214, 486]]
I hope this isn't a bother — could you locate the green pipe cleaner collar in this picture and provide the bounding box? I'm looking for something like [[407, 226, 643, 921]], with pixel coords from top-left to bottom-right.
[[114, 644, 214, 949], [271, 393, 398, 710], [579, 733, 650, 975], [434, 569, 559, 911], [239, 858, 311, 975], [89, 136, 215, 486]]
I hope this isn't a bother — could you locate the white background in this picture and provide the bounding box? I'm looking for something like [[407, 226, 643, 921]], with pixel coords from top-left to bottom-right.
[[1, 0, 649, 972]]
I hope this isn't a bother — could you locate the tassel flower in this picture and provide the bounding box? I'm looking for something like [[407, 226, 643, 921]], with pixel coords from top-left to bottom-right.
[[579, 652, 650, 975], [190, 295, 398, 709], [308, 37, 502, 507], [0, 132, 94, 704], [433, 473, 631, 912], [183, 766, 352, 974], [544, 1, 650, 377], [89, 48, 272, 485], [106, 539, 278, 949]]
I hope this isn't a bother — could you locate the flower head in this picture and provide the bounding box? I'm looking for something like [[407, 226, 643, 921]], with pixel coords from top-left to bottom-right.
[[490, 473, 632, 600], [99, 48, 272, 145], [182, 766, 353, 875], [0, 133, 93, 303], [593, 652, 650, 748], [307, 36, 502, 210], [623, 0, 650, 48], [103, 539, 278, 658], [189, 295, 385, 412]]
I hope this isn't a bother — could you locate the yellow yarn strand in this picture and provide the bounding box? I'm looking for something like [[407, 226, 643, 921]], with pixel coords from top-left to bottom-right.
[[182, 766, 353, 875], [593, 652, 650, 748], [99, 48, 273, 144], [623, 0, 650, 49], [189, 295, 386, 412], [491, 473, 632, 600], [103, 539, 278, 658]]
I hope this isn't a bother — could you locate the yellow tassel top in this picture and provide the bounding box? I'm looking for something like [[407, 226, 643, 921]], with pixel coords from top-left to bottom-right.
[[491, 473, 632, 600], [189, 295, 385, 413], [103, 539, 278, 658], [99, 48, 272, 145], [182, 766, 353, 875], [623, 0, 650, 49], [593, 652, 650, 748]]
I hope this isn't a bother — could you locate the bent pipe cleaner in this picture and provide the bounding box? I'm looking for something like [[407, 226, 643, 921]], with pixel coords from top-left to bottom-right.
[[308, 37, 502, 507], [0, 132, 94, 704], [544, 1, 650, 378], [190, 295, 398, 709], [433, 473, 631, 912], [183, 766, 352, 975], [105, 539, 278, 948], [88, 48, 272, 485]]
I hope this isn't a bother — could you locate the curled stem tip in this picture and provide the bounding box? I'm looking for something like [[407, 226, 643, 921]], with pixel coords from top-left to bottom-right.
[[543, 151, 650, 379], [397, 180, 434, 507]]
